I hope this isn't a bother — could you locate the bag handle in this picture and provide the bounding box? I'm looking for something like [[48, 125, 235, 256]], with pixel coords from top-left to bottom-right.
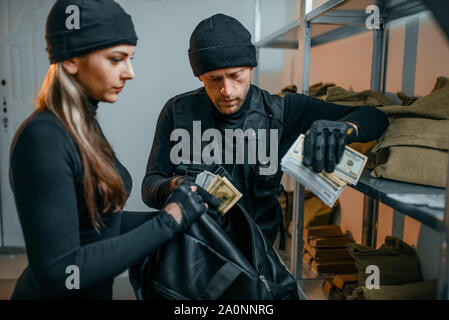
[[200, 262, 242, 300]]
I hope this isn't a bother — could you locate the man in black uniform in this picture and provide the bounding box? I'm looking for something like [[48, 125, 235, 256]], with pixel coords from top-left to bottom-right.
[[142, 14, 389, 244]]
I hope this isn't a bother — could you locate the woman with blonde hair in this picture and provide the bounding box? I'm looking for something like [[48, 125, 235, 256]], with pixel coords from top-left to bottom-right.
[[9, 0, 212, 300]]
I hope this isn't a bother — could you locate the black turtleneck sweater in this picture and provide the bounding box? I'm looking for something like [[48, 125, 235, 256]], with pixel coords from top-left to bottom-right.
[[9, 99, 182, 300], [211, 87, 253, 174]]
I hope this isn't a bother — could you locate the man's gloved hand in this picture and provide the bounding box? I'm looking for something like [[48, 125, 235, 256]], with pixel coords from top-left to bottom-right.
[[163, 180, 208, 230], [195, 185, 221, 220], [196, 185, 220, 207], [303, 120, 357, 173], [174, 175, 222, 220]]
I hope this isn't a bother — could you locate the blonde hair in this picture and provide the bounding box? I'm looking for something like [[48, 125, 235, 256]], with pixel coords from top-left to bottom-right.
[[36, 63, 127, 230]]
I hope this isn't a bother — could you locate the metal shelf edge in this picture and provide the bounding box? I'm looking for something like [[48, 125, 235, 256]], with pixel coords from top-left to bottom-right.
[[351, 170, 445, 231], [306, 0, 347, 22], [255, 19, 299, 49]]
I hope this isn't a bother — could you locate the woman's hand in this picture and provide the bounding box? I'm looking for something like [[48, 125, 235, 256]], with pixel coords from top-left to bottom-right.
[[163, 181, 208, 229]]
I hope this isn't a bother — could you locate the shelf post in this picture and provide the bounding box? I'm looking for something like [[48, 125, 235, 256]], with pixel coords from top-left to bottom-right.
[[253, 0, 262, 86], [370, 29, 384, 91], [363, 0, 387, 249], [291, 182, 305, 279], [401, 15, 420, 96], [437, 151, 449, 299], [291, 0, 309, 280], [370, 0, 386, 92], [297, 0, 311, 95], [391, 210, 405, 239], [362, 195, 379, 247]]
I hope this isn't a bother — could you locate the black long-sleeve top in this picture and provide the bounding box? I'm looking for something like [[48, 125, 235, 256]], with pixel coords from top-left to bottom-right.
[[9, 100, 182, 300], [142, 86, 389, 210]]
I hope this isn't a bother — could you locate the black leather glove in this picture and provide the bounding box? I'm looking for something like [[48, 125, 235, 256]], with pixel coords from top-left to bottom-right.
[[195, 185, 221, 219], [163, 181, 207, 230], [175, 175, 222, 220], [303, 120, 357, 173]]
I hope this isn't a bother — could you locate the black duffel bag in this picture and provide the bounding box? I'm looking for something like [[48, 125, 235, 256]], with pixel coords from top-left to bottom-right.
[[129, 195, 299, 300]]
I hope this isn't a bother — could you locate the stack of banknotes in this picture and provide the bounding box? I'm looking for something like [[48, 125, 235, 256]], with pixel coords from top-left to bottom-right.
[[281, 134, 367, 207], [195, 171, 242, 215]]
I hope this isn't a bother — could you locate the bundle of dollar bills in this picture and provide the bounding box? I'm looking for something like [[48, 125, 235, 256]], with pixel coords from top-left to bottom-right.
[[195, 171, 242, 215], [280, 134, 367, 207]]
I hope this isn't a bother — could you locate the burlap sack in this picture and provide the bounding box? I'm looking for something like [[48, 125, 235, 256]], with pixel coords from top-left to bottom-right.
[[309, 82, 336, 98], [347, 236, 422, 287], [396, 92, 420, 106], [371, 146, 448, 187], [277, 84, 298, 97], [372, 118, 449, 151], [347, 279, 437, 300], [431, 76, 449, 93], [370, 106, 449, 187], [325, 86, 394, 107], [369, 77, 449, 187], [277, 83, 335, 98], [377, 77, 449, 120]]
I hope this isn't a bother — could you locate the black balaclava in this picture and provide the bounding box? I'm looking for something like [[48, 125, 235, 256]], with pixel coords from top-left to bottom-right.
[[45, 0, 138, 64], [188, 14, 257, 77]]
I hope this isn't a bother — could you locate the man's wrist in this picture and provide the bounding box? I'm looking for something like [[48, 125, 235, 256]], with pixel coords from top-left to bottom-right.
[[344, 121, 359, 137], [169, 176, 183, 192]]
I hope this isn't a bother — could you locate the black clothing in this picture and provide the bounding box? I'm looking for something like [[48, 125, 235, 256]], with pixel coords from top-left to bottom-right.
[[165, 181, 208, 229], [9, 100, 181, 299], [303, 120, 356, 173], [212, 86, 252, 129], [46, 0, 137, 63], [212, 86, 253, 174], [188, 14, 257, 76], [142, 85, 389, 240]]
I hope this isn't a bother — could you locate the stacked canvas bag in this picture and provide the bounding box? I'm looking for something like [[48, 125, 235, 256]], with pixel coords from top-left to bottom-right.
[[346, 236, 437, 300], [369, 77, 449, 188]]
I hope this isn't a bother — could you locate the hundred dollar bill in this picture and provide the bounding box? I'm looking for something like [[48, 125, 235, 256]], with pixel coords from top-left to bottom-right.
[[289, 134, 367, 186], [195, 170, 216, 189], [281, 155, 345, 207], [195, 172, 205, 187], [333, 147, 368, 185], [206, 175, 242, 215], [281, 134, 367, 207]]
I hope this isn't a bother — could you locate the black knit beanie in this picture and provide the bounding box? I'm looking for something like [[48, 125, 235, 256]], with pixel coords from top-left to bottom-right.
[[45, 0, 138, 64], [188, 14, 257, 77]]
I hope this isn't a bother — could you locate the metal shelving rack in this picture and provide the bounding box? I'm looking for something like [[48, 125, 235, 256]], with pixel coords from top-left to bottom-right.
[[254, 0, 449, 300]]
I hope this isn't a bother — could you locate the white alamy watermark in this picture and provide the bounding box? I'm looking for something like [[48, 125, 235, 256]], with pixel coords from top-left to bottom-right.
[[65, 265, 80, 290], [366, 5, 380, 30], [65, 5, 80, 30], [170, 121, 279, 175], [365, 264, 380, 289]]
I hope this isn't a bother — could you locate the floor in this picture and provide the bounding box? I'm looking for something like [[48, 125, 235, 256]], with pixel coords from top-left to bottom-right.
[[0, 232, 291, 300]]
